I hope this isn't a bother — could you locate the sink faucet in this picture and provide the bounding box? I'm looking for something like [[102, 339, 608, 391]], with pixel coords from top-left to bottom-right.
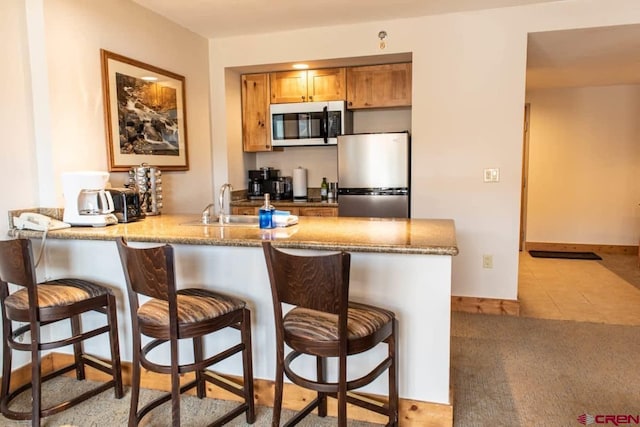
[[201, 202, 216, 224], [201, 183, 233, 224], [218, 183, 233, 223]]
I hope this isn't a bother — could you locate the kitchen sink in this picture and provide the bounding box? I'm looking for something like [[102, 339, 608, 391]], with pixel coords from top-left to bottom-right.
[[182, 215, 259, 227]]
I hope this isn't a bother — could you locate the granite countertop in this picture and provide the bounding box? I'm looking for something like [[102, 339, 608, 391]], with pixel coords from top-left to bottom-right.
[[7, 214, 458, 256]]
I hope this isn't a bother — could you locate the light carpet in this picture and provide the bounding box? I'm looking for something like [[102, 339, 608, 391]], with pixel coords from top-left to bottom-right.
[[452, 312, 640, 426], [3, 312, 639, 426]]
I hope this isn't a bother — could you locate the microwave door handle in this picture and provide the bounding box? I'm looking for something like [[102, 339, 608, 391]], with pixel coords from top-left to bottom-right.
[[322, 106, 328, 144]]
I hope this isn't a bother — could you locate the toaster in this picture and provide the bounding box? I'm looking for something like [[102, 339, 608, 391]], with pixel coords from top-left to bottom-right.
[[107, 188, 143, 223]]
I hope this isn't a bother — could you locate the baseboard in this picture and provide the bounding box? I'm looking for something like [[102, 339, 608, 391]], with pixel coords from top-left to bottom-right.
[[4, 353, 454, 427], [451, 296, 520, 316], [525, 242, 637, 255]]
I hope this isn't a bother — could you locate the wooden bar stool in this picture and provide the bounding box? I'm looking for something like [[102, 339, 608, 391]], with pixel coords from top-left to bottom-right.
[[0, 238, 124, 426], [116, 237, 255, 426], [262, 242, 398, 427]]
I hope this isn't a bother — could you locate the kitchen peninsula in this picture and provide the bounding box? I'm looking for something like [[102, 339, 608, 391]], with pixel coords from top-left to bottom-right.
[[8, 213, 457, 425]]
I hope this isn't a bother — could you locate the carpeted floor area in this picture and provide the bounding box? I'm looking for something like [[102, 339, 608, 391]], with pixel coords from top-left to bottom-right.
[[451, 312, 640, 426], [1, 377, 379, 427], [3, 312, 639, 426]]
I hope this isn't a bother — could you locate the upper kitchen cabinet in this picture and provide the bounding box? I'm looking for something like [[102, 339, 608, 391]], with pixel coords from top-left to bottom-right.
[[346, 63, 412, 109], [242, 73, 271, 152], [270, 68, 346, 103]]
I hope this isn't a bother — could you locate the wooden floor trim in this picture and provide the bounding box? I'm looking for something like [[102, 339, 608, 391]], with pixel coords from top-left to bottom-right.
[[525, 242, 637, 255], [452, 296, 520, 316], [3, 353, 453, 427]]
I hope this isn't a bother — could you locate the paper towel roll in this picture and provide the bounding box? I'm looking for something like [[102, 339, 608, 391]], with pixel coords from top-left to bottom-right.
[[293, 167, 307, 199]]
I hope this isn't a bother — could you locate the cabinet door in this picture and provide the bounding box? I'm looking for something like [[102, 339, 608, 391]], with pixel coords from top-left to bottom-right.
[[346, 63, 412, 109], [306, 68, 346, 102], [270, 71, 307, 103], [241, 74, 271, 152], [284, 207, 300, 216], [299, 207, 338, 217], [232, 207, 258, 215]]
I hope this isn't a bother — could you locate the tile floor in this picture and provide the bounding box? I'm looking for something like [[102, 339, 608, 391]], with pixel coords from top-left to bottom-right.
[[518, 251, 640, 326]]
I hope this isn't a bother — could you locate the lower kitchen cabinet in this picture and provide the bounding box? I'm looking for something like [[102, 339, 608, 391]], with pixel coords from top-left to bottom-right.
[[299, 207, 337, 217], [231, 206, 337, 217], [232, 207, 259, 215]]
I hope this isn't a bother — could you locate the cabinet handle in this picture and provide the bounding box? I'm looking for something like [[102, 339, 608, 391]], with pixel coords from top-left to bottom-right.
[[301, 96, 305, 101], [348, 101, 352, 106], [309, 95, 313, 101]]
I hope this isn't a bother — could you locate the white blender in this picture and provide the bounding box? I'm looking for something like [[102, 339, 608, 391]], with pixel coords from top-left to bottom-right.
[[62, 171, 118, 226]]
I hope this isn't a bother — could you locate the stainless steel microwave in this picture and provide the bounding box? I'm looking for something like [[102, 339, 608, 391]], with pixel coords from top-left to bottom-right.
[[270, 101, 352, 147]]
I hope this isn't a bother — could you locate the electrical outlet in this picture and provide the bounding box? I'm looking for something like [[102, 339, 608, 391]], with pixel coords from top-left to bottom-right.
[[482, 254, 493, 269], [483, 168, 500, 183]]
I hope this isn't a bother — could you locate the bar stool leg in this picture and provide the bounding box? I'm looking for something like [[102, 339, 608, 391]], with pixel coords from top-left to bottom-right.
[[193, 336, 206, 398], [129, 334, 142, 427], [316, 356, 327, 417], [242, 308, 256, 423], [338, 354, 347, 427], [70, 315, 86, 381], [388, 319, 399, 426], [107, 295, 124, 398], [30, 320, 41, 426], [1, 286, 13, 409], [170, 336, 180, 427]]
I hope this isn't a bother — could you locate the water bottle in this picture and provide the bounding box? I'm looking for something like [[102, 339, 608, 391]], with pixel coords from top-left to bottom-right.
[[259, 193, 274, 229]]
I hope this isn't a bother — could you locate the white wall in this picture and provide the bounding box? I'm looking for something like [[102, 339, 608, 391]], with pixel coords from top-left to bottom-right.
[[526, 84, 640, 245], [210, 0, 640, 300], [40, 0, 213, 213], [6, 0, 640, 305], [0, 0, 40, 369], [0, 0, 213, 371]]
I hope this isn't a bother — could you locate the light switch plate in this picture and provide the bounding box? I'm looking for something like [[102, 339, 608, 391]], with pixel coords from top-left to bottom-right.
[[483, 168, 500, 183]]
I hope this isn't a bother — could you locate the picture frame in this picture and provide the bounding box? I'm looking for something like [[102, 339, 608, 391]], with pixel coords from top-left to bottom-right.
[[100, 49, 189, 171]]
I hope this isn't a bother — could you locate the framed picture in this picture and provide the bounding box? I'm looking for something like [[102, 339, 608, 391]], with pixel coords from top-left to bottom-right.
[[100, 49, 189, 171]]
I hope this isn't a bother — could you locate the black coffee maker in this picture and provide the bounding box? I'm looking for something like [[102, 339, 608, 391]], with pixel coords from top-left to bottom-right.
[[248, 167, 279, 200], [272, 176, 293, 200]]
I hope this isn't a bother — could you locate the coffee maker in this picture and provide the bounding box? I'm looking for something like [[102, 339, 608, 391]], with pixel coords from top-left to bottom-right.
[[247, 167, 280, 200], [62, 171, 118, 226], [272, 176, 293, 200]]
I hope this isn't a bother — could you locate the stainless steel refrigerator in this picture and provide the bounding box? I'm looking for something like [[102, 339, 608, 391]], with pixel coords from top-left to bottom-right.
[[337, 132, 410, 218]]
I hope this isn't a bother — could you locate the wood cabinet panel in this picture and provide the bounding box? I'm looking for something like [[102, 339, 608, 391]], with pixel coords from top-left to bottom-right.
[[299, 207, 338, 217], [241, 73, 271, 152], [306, 68, 346, 102], [284, 207, 300, 216], [346, 63, 412, 109], [232, 207, 258, 215], [270, 71, 307, 103], [232, 205, 336, 217], [270, 68, 346, 103]]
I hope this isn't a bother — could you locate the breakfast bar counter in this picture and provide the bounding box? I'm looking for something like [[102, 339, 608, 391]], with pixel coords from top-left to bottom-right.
[[10, 214, 457, 255], [8, 214, 458, 423]]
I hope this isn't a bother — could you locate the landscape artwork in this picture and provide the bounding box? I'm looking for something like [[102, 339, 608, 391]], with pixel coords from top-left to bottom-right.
[[101, 49, 188, 171], [115, 72, 179, 156]]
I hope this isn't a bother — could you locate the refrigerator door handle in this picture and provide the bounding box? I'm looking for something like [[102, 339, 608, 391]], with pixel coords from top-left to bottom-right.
[[322, 106, 328, 144]]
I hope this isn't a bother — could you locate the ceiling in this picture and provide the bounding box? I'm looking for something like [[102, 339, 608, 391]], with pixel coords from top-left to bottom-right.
[[131, 0, 640, 90], [131, 0, 561, 39], [526, 24, 640, 89]]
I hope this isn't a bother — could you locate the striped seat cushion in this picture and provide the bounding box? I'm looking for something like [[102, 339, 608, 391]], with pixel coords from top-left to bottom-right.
[[4, 278, 110, 311], [138, 288, 245, 327], [284, 302, 394, 342]]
